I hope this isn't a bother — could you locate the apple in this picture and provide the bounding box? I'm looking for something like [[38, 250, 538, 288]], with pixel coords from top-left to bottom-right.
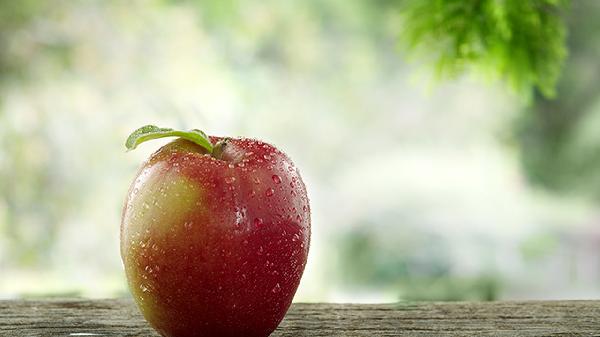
[[120, 126, 310, 337]]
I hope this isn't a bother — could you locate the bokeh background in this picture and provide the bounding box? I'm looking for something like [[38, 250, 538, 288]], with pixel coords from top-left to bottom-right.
[[2, 0, 600, 302]]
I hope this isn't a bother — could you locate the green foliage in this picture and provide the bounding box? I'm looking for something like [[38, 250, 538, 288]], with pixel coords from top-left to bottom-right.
[[163, 0, 242, 28], [400, 0, 569, 99], [338, 225, 450, 285], [0, 0, 46, 82], [515, 1, 600, 196], [0, 0, 72, 87], [520, 232, 558, 261], [399, 276, 499, 301], [337, 225, 500, 301]]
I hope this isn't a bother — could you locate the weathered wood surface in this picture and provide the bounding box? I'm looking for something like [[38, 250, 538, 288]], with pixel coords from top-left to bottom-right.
[[2, 299, 600, 336]]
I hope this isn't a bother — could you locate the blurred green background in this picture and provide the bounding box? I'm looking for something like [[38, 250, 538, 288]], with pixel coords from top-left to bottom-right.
[[1, 0, 600, 302]]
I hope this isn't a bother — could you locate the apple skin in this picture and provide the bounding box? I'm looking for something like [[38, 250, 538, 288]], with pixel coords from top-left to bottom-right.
[[121, 137, 310, 337]]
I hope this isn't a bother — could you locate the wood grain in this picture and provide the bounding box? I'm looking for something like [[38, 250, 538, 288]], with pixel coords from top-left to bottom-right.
[[1, 299, 600, 336]]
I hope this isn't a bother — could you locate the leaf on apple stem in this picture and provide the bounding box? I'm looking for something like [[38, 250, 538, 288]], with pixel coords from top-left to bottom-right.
[[125, 125, 214, 153]]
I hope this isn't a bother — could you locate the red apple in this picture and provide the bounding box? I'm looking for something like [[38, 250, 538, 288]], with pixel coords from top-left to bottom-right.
[[120, 126, 310, 337]]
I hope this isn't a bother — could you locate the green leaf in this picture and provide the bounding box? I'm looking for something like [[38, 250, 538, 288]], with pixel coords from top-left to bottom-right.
[[125, 125, 213, 153], [398, 0, 569, 100]]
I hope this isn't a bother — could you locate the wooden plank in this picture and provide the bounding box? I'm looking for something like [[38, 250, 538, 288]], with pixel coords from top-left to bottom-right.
[[1, 299, 600, 336]]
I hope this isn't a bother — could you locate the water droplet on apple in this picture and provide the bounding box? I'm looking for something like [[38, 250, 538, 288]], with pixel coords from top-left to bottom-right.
[[245, 151, 254, 157], [272, 284, 281, 293], [263, 154, 271, 161], [303, 205, 308, 212], [140, 284, 150, 293], [271, 175, 281, 184], [225, 176, 236, 184], [253, 177, 261, 184], [253, 217, 264, 227], [265, 188, 274, 197]]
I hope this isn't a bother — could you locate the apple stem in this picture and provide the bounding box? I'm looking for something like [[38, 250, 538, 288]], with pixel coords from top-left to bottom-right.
[[211, 138, 230, 160]]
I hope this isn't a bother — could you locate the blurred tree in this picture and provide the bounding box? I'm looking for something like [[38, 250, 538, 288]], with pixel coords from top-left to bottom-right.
[[0, 0, 54, 85], [0, 0, 40, 80], [0, 0, 73, 266], [337, 224, 500, 301], [166, 0, 570, 98], [514, 1, 600, 197], [399, 0, 569, 99]]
